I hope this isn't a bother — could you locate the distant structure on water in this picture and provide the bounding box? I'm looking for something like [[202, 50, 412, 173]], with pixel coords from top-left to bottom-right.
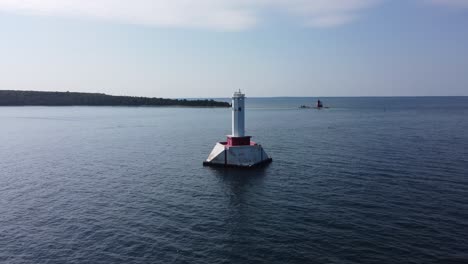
[[317, 99, 323, 108], [203, 90, 272, 168], [299, 99, 326, 109]]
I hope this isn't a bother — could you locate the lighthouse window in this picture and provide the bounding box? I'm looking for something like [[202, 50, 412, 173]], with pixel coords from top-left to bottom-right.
[[238, 107, 242, 111]]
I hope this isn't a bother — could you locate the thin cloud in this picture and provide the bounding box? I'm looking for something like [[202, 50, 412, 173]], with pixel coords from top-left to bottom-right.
[[304, 13, 358, 28], [0, 0, 380, 30], [427, 0, 468, 8], [273, 0, 378, 27]]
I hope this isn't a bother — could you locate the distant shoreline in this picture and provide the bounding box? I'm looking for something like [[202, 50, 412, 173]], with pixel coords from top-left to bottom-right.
[[0, 90, 231, 107]]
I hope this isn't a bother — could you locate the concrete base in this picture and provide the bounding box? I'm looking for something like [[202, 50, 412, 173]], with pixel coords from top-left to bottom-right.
[[203, 142, 272, 168]]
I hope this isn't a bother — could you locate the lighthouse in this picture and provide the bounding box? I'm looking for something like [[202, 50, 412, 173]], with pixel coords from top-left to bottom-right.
[[203, 90, 272, 168], [232, 90, 245, 137]]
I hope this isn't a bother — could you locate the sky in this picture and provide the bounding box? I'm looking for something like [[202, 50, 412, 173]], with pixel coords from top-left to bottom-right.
[[0, 0, 467, 98]]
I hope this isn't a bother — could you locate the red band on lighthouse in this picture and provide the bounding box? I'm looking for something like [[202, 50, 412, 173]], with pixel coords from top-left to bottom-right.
[[227, 136, 251, 146]]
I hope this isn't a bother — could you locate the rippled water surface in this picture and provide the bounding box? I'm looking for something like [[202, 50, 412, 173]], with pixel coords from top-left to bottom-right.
[[1, 97, 467, 263]]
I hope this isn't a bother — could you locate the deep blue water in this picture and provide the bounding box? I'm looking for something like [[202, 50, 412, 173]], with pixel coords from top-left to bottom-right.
[[1, 97, 467, 264]]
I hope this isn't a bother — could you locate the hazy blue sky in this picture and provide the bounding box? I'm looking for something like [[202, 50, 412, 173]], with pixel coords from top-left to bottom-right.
[[0, 0, 467, 98]]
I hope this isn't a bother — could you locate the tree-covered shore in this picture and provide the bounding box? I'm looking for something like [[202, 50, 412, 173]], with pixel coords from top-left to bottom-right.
[[0, 90, 230, 107]]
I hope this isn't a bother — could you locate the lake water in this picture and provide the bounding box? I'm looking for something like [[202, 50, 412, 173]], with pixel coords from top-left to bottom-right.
[[1, 97, 467, 263]]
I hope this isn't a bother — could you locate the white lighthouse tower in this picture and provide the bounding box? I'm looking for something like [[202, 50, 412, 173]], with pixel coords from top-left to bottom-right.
[[203, 90, 272, 168], [232, 90, 245, 137]]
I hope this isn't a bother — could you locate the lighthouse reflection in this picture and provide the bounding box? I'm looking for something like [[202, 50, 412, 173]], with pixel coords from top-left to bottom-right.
[[208, 167, 268, 195], [206, 167, 271, 262], [207, 167, 269, 210]]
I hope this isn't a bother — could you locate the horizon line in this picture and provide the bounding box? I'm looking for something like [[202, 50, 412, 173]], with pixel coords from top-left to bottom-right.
[[1, 90, 467, 99]]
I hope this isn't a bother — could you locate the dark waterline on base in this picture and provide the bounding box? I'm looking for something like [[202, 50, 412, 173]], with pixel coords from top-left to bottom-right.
[[0, 97, 467, 263]]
